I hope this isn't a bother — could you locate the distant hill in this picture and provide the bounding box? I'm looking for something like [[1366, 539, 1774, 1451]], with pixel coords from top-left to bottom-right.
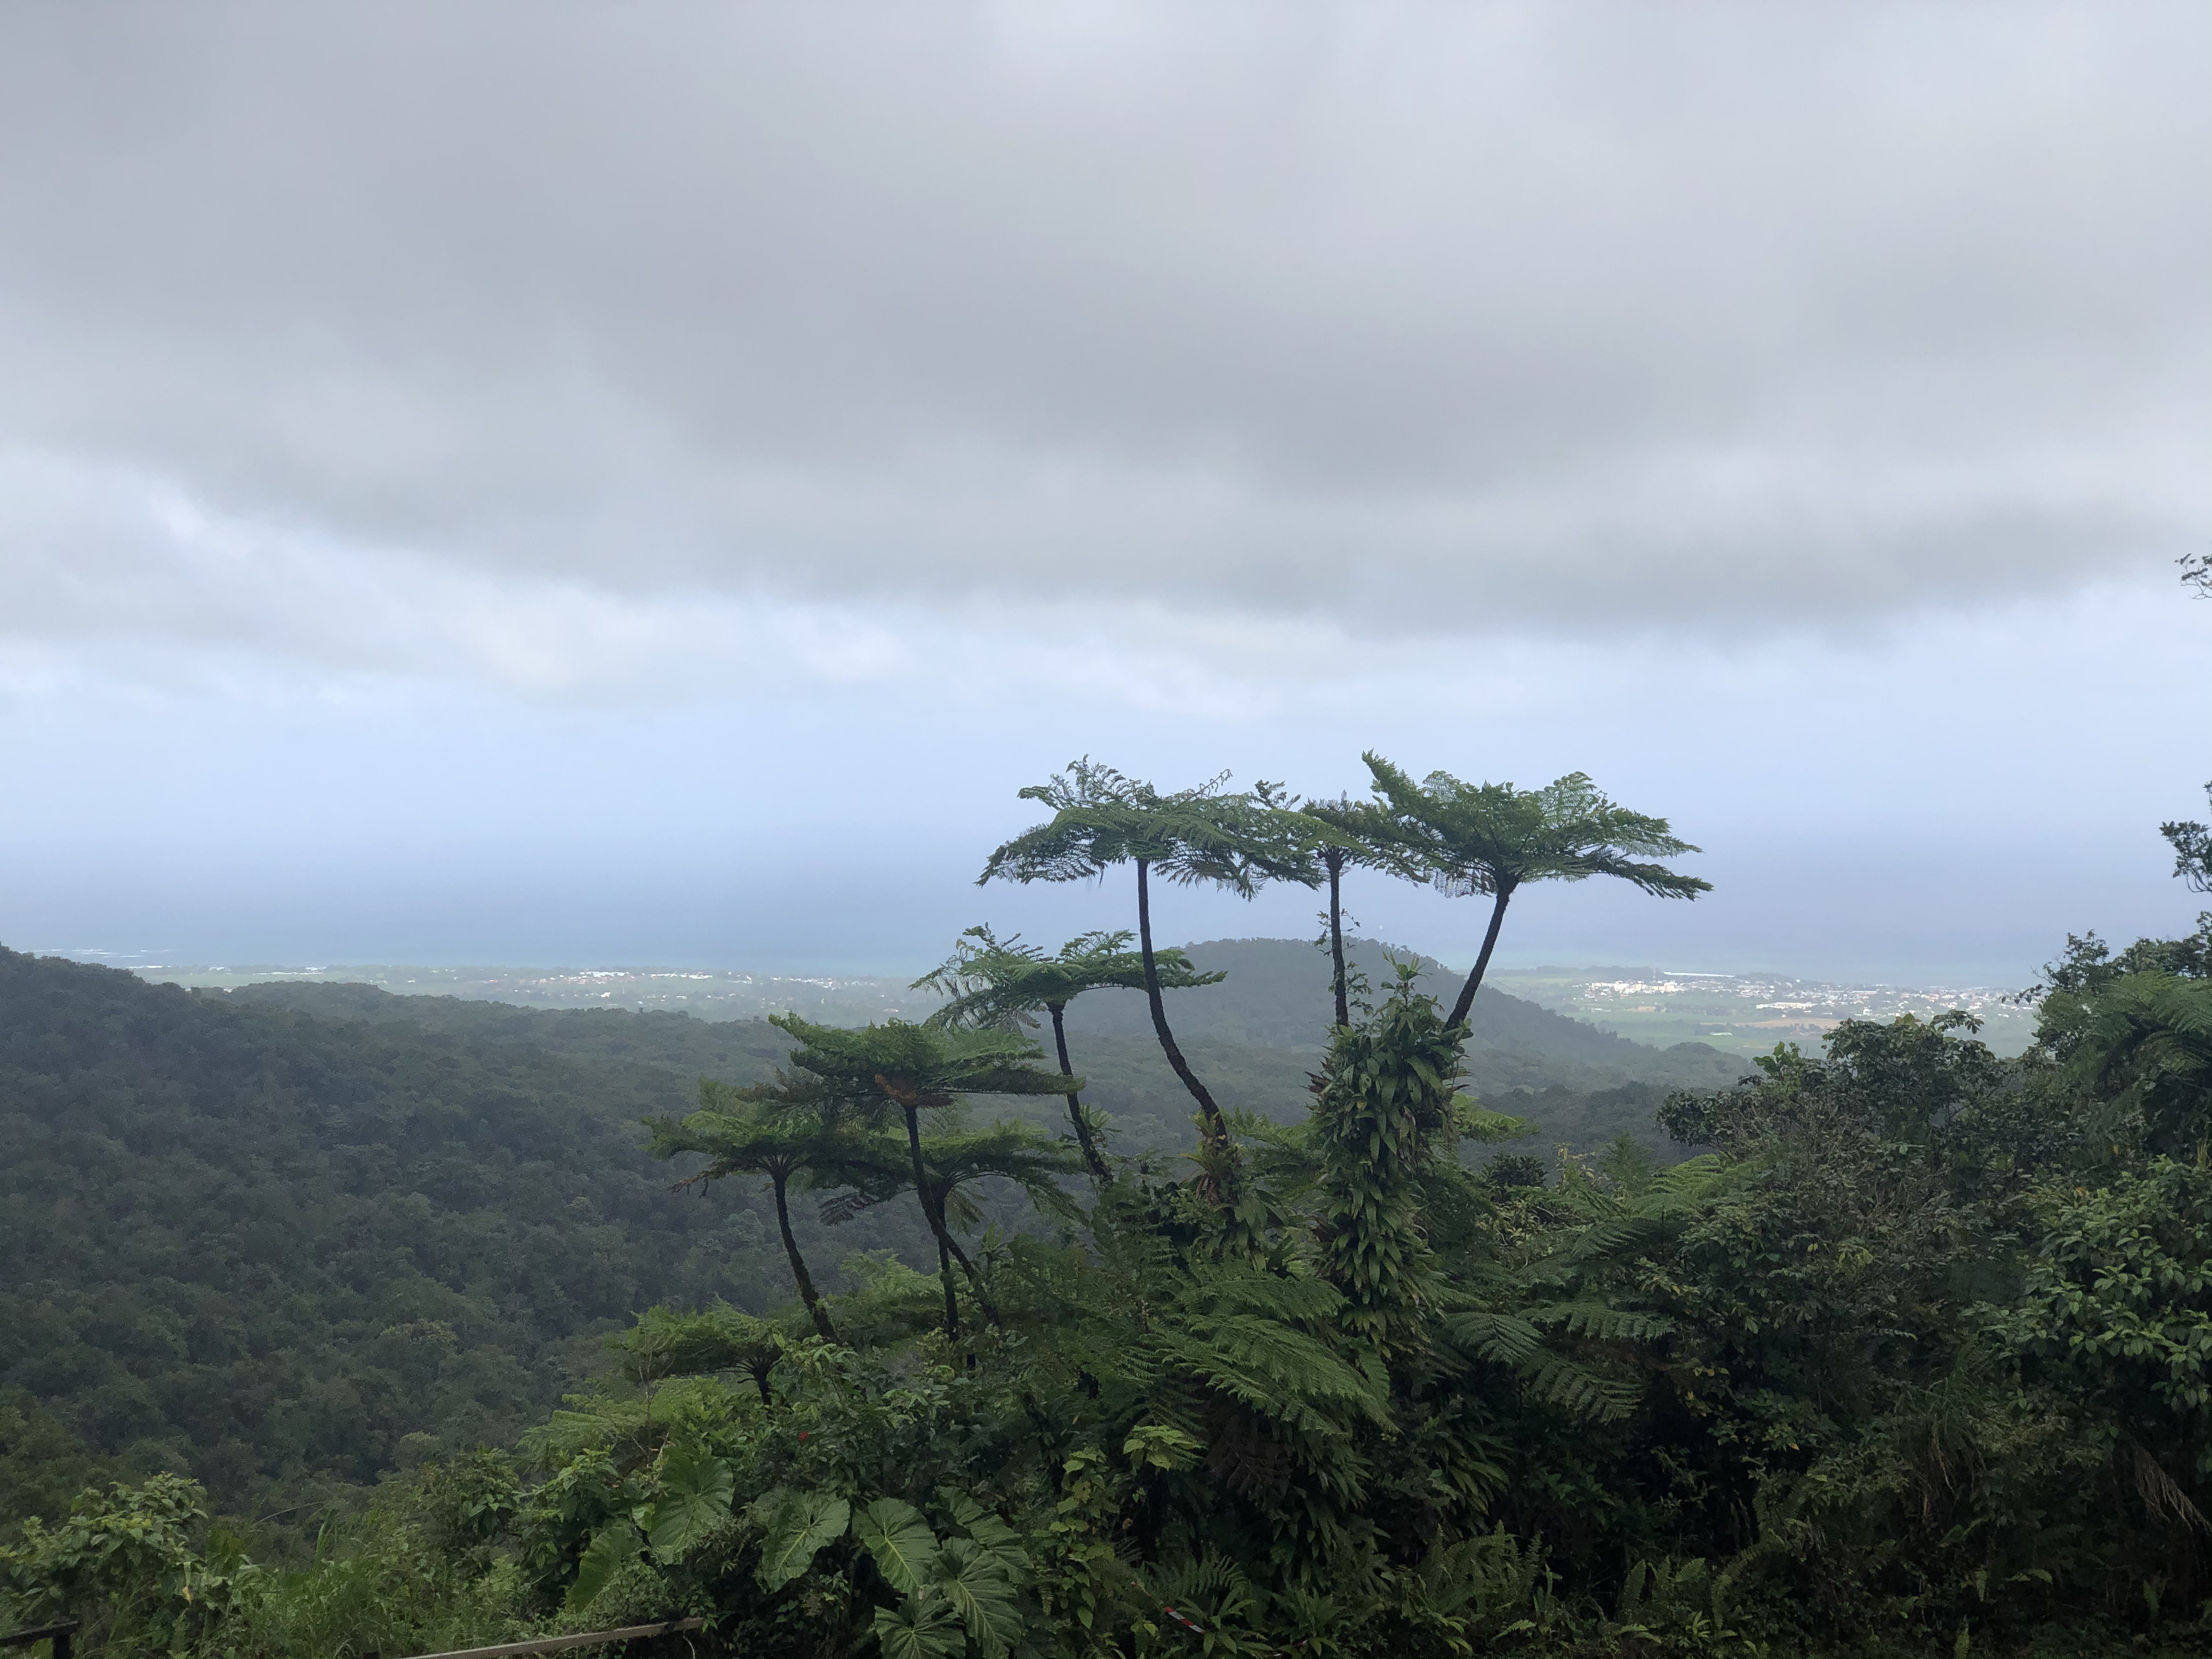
[[220, 936, 1745, 1094], [223, 937, 1743, 1162], [1060, 937, 1746, 1088]]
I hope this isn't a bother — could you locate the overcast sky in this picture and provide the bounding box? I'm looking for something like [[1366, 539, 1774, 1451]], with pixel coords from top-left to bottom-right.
[[2, 2, 2206, 985]]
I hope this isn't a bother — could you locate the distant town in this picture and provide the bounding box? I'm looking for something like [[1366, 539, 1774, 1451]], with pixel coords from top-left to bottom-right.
[[1489, 966, 2038, 1057], [68, 950, 2044, 1060]]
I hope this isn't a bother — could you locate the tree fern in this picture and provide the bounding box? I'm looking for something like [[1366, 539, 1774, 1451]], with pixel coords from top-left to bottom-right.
[[771, 1014, 1078, 1337], [915, 925, 1222, 1178], [978, 758, 1320, 1175]]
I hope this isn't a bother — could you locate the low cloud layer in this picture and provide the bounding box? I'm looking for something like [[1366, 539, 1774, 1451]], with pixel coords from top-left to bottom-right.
[[3, 1, 2207, 664]]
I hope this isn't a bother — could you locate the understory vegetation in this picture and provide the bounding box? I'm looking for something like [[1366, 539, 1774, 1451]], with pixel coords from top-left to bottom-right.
[[7, 754, 2212, 1659]]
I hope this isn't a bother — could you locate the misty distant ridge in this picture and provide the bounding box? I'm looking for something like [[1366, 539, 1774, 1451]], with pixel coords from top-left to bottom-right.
[[117, 935, 1619, 1046], [1055, 937, 1646, 1061], [112, 934, 2032, 1059], [113, 936, 1755, 1086]]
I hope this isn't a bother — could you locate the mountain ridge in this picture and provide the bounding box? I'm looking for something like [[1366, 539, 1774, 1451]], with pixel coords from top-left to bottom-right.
[[204, 935, 1744, 1091]]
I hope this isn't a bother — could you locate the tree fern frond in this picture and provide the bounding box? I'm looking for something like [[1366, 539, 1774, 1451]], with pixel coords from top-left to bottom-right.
[[1445, 1311, 1545, 1366], [1521, 1355, 1644, 1422], [1648, 1153, 1726, 1196], [1181, 1263, 1346, 1326], [1567, 1215, 1671, 1258], [1150, 1317, 1389, 1432], [1529, 1301, 1677, 1343]]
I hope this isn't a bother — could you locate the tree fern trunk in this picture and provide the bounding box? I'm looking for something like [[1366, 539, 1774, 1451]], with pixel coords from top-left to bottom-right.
[[1328, 851, 1349, 1029], [1447, 886, 1515, 1032], [1050, 1000, 1109, 1182], [902, 1103, 962, 1338], [1136, 857, 1229, 1139], [935, 1237, 959, 1337], [771, 1170, 840, 1345], [941, 1227, 1003, 1327]]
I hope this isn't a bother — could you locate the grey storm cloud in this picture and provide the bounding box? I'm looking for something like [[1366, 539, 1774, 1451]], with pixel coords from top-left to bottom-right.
[[1, 0, 2207, 645]]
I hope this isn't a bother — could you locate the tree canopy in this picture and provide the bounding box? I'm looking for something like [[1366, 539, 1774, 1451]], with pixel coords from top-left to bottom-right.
[[1362, 752, 1712, 1028], [914, 927, 1220, 1178], [976, 758, 1316, 895], [979, 760, 1324, 1167], [914, 927, 1221, 1034], [768, 1013, 1078, 1337], [2164, 780, 2212, 894], [648, 1073, 893, 1344]]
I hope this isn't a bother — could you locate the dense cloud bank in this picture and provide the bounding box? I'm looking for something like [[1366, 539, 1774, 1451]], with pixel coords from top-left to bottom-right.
[[1, 1, 2205, 666]]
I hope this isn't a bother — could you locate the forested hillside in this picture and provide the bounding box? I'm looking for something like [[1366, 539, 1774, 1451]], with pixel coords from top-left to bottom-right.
[[0, 935, 1720, 1531], [12, 755, 2209, 1659], [0, 950, 943, 1525]]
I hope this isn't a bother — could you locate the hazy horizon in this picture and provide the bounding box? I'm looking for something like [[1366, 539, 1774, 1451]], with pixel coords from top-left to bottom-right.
[[18, 910, 2114, 996], [3, 4, 2205, 988]]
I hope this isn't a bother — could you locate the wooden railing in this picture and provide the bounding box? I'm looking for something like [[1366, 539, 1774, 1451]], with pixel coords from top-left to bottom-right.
[[0, 1614, 703, 1659], [0, 1622, 79, 1659], [390, 1618, 707, 1659]]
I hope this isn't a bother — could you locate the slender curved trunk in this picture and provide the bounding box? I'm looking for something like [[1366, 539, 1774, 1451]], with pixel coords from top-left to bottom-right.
[[1446, 885, 1516, 1032], [1050, 1000, 1109, 1182], [1327, 850, 1349, 1029], [770, 1169, 839, 1345], [1135, 857, 1228, 1140], [901, 1104, 963, 1339], [941, 1224, 1002, 1327], [935, 1237, 960, 1337]]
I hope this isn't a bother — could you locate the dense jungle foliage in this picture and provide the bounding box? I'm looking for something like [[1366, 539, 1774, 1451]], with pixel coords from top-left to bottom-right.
[[0, 933, 1715, 1536], [7, 755, 2212, 1659]]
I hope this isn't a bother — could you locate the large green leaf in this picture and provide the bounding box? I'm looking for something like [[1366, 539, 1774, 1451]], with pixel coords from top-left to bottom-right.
[[936, 1486, 1030, 1578], [872, 1594, 965, 1659], [752, 1488, 853, 1592], [565, 1524, 642, 1613], [932, 1536, 1027, 1659], [646, 1444, 734, 1556], [854, 1496, 940, 1593]]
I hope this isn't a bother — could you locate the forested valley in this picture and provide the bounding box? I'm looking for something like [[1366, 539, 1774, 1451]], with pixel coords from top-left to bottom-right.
[[6, 753, 2212, 1659], [0, 931, 1711, 1525]]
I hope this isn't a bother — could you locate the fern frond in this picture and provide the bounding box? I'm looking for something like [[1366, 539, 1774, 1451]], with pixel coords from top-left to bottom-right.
[[1150, 1317, 1389, 1432], [1444, 1311, 1545, 1366], [1521, 1355, 1643, 1422], [1182, 1264, 1345, 1326], [1648, 1153, 1725, 1195], [1529, 1300, 1676, 1343]]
